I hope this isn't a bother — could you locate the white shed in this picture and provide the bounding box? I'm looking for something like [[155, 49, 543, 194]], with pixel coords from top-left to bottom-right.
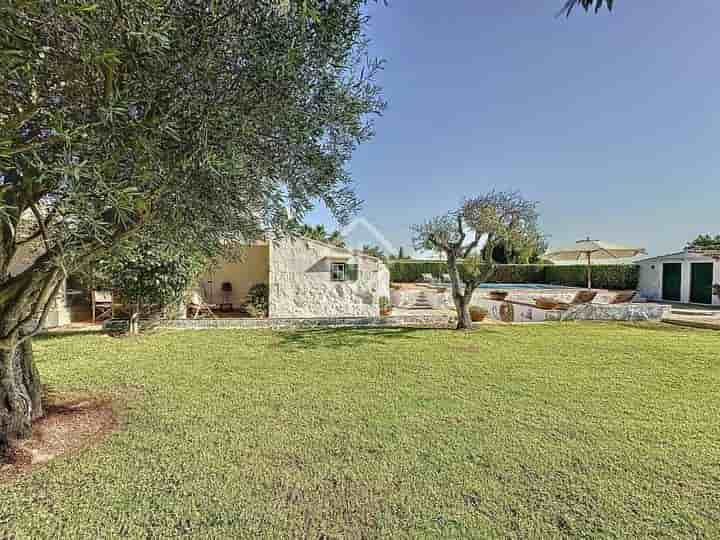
[[637, 250, 720, 305]]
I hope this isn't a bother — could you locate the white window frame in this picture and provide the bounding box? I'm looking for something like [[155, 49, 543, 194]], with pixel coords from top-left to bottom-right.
[[330, 262, 347, 281]]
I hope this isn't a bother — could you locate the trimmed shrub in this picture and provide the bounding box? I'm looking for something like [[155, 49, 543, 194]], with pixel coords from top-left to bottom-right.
[[389, 261, 639, 290], [543, 265, 638, 290], [389, 262, 544, 284], [491, 265, 545, 284], [246, 283, 269, 318], [389, 261, 449, 283]]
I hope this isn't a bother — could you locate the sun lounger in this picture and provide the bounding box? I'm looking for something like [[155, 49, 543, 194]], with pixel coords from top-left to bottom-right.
[[608, 291, 637, 304], [535, 289, 598, 311]]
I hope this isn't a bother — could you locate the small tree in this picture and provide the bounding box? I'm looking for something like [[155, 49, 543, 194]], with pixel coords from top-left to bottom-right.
[[412, 191, 539, 330], [101, 238, 206, 334]]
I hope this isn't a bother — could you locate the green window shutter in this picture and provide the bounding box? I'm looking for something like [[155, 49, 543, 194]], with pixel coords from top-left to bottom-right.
[[346, 264, 359, 281]]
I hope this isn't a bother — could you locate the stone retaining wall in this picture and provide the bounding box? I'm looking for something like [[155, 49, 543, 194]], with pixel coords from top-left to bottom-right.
[[151, 314, 456, 331]]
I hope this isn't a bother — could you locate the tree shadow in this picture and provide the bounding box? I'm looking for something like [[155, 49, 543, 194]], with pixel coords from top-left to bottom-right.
[[35, 329, 108, 342], [614, 322, 701, 334], [274, 326, 439, 351]]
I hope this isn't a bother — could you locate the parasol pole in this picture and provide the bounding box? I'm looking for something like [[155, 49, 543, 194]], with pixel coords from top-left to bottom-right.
[[586, 251, 592, 289]]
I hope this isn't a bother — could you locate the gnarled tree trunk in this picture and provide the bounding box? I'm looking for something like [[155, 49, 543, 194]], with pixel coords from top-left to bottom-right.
[[447, 253, 473, 330], [0, 266, 61, 454], [0, 327, 43, 454]]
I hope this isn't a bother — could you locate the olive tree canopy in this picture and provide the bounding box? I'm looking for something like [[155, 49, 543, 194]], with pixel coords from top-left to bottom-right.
[[0, 0, 383, 451]]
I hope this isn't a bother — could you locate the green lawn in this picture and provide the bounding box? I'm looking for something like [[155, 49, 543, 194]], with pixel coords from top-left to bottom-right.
[[4, 323, 720, 538]]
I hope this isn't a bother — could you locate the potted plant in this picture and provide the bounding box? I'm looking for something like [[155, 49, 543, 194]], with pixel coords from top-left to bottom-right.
[[379, 296, 392, 316], [469, 306, 488, 322], [488, 290, 509, 301]]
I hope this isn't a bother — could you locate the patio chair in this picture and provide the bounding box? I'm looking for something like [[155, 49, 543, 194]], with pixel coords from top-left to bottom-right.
[[91, 290, 113, 322], [187, 287, 217, 319], [441, 273, 451, 283], [420, 273, 434, 284]]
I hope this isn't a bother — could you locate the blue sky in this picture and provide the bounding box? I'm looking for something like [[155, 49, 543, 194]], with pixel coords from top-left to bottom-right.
[[305, 1, 720, 257]]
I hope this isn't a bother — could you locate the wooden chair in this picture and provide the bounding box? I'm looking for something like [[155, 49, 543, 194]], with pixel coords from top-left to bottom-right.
[[91, 290, 114, 322], [187, 287, 217, 319]]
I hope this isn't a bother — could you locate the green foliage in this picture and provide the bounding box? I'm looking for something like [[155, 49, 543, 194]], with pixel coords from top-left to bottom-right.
[[560, 0, 614, 17], [689, 234, 720, 251], [361, 244, 385, 259], [389, 261, 449, 283], [544, 264, 639, 289], [389, 261, 638, 289], [101, 237, 206, 308], [299, 225, 346, 247], [246, 283, 269, 318], [7, 324, 719, 537], [1, 0, 382, 331]]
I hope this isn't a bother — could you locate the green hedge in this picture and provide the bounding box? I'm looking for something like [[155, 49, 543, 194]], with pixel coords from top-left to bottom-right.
[[389, 261, 639, 290], [543, 265, 639, 290]]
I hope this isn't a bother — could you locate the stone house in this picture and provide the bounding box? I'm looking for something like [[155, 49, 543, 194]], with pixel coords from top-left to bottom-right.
[[201, 237, 390, 318], [7, 233, 390, 329]]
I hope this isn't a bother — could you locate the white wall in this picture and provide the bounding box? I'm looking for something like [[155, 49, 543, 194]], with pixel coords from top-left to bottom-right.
[[638, 262, 662, 301], [638, 254, 720, 305], [201, 245, 269, 308], [269, 238, 388, 318]]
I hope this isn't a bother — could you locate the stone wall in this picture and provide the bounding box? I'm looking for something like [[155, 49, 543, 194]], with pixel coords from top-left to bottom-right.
[[268, 238, 389, 318], [147, 313, 456, 331]]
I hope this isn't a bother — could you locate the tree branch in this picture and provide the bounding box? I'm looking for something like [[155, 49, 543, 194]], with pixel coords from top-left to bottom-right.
[[15, 277, 65, 348], [462, 232, 482, 259]]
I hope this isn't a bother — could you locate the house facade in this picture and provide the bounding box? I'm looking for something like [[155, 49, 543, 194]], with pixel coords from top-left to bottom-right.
[[8, 235, 390, 329], [637, 250, 720, 305], [200, 237, 390, 318]]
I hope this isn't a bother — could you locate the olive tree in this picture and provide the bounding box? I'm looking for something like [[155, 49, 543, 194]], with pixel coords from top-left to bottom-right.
[[412, 191, 539, 330], [0, 1, 383, 452]]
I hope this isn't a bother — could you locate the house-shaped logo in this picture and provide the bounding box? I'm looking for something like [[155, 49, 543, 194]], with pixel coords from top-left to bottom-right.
[[340, 217, 396, 256]]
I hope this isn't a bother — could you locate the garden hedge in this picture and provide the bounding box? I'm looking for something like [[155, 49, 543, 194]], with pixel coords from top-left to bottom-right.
[[389, 261, 639, 290], [543, 264, 639, 290]]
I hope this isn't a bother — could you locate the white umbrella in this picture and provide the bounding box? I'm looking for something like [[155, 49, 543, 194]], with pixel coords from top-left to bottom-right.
[[544, 238, 646, 289]]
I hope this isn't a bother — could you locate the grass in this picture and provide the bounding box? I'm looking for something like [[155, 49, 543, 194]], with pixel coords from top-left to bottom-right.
[[3, 322, 720, 538]]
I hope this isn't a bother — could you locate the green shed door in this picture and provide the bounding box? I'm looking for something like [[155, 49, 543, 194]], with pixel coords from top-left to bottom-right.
[[662, 263, 682, 302], [690, 263, 714, 304]]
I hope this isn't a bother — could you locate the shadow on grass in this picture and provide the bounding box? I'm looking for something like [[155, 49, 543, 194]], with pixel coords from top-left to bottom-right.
[[35, 329, 108, 342], [615, 322, 703, 334], [275, 326, 436, 351]]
